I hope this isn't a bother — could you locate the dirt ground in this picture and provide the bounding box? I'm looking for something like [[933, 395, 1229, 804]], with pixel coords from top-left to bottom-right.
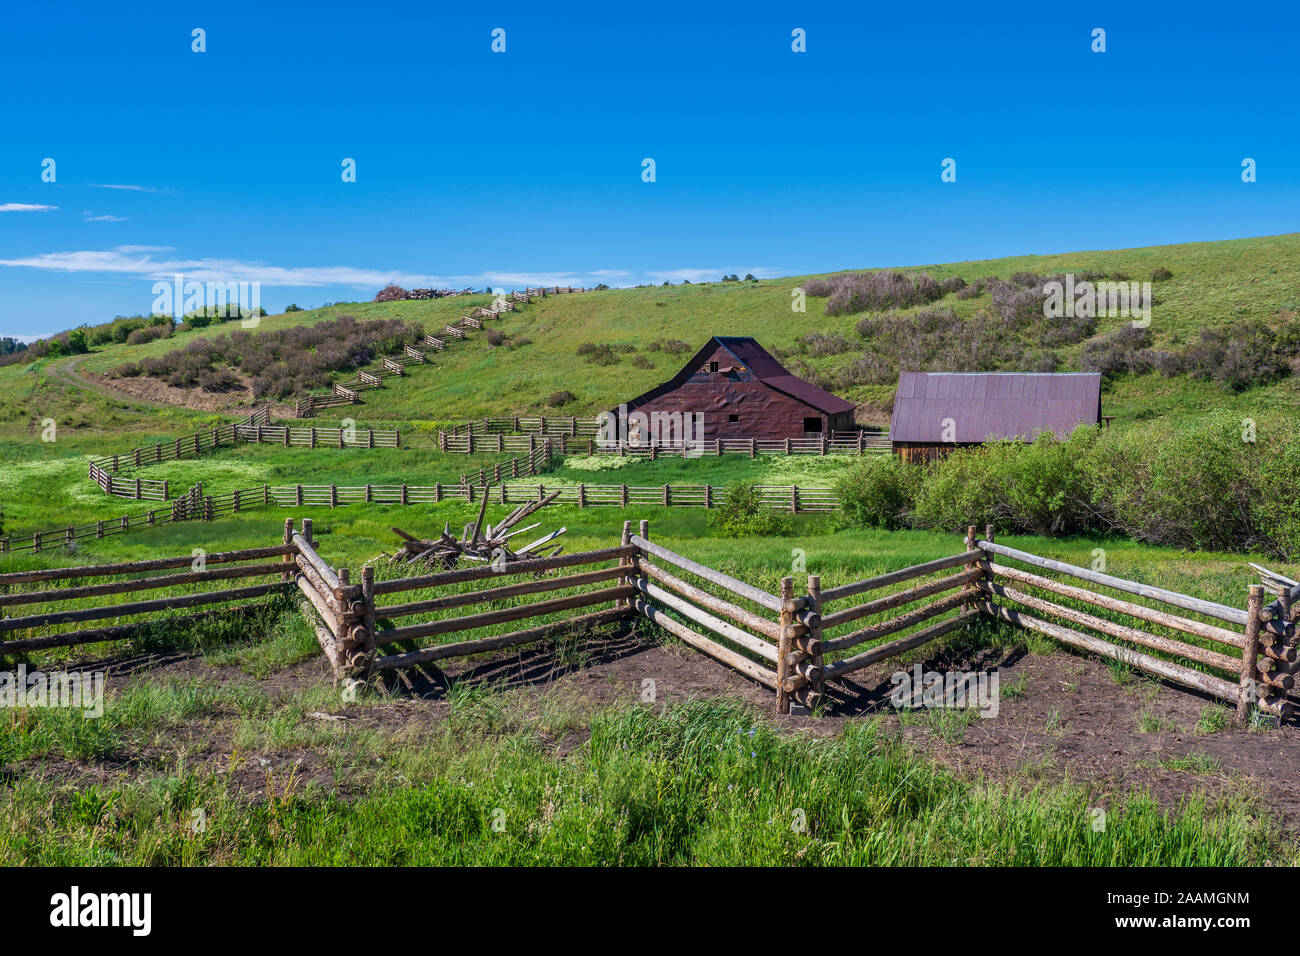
[[17, 626, 1300, 845]]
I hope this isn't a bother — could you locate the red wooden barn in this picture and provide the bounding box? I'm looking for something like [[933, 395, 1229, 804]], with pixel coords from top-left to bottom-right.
[[615, 336, 856, 442]]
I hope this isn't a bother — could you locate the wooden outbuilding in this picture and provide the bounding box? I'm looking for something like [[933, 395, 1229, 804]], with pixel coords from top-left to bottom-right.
[[890, 371, 1103, 463], [614, 336, 856, 442]]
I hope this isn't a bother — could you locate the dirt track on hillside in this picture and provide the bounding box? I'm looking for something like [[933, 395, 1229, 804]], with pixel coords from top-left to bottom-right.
[[48, 355, 292, 417]]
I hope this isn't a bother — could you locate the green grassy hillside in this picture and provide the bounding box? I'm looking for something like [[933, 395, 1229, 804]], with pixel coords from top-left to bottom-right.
[[5, 232, 1299, 454]]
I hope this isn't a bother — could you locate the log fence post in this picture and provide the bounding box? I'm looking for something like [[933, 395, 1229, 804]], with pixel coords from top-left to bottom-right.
[[806, 574, 824, 712], [620, 520, 634, 608], [282, 518, 294, 581], [1238, 585, 1263, 724], [776, 576, 795, 714]]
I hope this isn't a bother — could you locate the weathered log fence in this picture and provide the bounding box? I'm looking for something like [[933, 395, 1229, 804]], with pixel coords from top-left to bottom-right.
[[86, 409, 401, 502], [0, 540, 296, 656], [4, 519, 1292, 724], [970, 530, 1298, 721], [87, 407, 272, 497]]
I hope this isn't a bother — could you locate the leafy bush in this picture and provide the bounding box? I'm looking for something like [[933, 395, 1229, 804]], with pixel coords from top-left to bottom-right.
[[845, 307, 1025, 386], [1151, 266, 1173, 281], [125, 324, 171, 346], [1077, 326, 1152, 378], [795, 332, 853, 357], [707, 482, 793, 537], [805, 270, 948, 316], [113, 315, 422, 400], [648, 339, 691, 355], [834, 416, 1300, 558], [547, 390, 576, 407], [1179, 322, 1288, 391], [631, 355, 655, 369], [834, 455, 918, 530], [576, 342, 620, 365]]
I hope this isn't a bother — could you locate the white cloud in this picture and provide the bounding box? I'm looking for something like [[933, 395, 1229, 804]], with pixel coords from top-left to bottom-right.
[[0, 247, 637, 290], [84, 214, 128, 222], [89, 183, 157, 192], [0, 203, 58, 213], [0, 246, 767, 292]]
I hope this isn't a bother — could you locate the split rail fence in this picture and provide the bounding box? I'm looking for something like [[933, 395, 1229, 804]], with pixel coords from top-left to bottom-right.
[[87, 409, 401, 502], [4, 519, 1294, 724], [969, 529, 1299, 721], [439, 425, 890, 457], [0, 539, 296, 657]]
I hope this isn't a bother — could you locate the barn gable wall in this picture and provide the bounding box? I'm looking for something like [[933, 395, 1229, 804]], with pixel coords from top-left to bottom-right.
[[630, 373, 831, 441], [619, 337, 856, 440]]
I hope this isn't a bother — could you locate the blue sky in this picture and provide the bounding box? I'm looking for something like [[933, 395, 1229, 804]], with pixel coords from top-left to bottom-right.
[[2, 0, 1297, 338]]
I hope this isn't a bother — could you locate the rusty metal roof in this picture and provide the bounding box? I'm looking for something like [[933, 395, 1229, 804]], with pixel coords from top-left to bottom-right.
[[889, 372, 1101, 443], [620, 336, 856, 415]]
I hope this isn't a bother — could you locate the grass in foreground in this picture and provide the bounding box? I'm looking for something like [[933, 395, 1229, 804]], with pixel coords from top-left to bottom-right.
[[0, 699, 1276, 866]]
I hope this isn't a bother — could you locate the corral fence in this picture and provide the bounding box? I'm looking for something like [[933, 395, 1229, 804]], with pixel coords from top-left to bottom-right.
[[296, 520, 1300, 722], [88, 407, 272, 494], [0, 539, 296, 658], [438, 425, 889, 457], [970, 529, 1298, 721], [5, 519, 1295, 724], [86, 409, 401, 502], [0, 478, 834, 557]]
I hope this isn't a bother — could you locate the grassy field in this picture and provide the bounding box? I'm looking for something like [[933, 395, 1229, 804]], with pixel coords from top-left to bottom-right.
[[5, 232, 1299, 454], [4, 234, 1300, 867]]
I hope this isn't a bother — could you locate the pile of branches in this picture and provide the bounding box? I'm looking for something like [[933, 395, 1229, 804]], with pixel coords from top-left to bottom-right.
[[406, 288, 476, 300], [388, 492, 565, 568]]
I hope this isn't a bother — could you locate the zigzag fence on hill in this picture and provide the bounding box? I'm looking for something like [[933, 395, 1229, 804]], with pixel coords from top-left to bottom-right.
[[295, 287, 588, 418], [10, 518, 1288, 726]]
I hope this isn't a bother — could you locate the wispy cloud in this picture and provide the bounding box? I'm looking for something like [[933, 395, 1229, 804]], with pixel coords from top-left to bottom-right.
[[0, 203, 58, 213], [0, 246, 764, 291], [83, 213, 128, 222], [0, 247, 631, 290], [89, 183, 157, 193]]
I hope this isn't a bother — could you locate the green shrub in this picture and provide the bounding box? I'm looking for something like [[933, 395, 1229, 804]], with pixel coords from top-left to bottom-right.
[[834, 455, 918, 530], [707, 482, 793, 537], [906, 429, 1097, 537], [1088, 415, 1256, 551]]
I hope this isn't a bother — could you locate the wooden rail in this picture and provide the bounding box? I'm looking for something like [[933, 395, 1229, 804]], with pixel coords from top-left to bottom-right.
[[972, 529, 1298, 721], [438, 427, 889, 457], [0, 542, 295, 655], [5, 518, 1290, 724]]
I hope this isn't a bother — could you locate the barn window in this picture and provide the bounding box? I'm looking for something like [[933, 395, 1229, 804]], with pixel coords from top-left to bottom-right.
[[803, 416, 822, 437], [707, 361, 719, 372], [728, 414, 739, 424]]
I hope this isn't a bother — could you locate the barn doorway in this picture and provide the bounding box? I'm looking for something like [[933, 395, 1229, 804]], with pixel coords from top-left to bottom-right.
[[803, 416, 822, 438]]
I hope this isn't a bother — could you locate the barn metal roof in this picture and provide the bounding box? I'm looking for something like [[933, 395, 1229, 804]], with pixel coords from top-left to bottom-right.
[[620, 336, 856, 415], [889, 372, 1102, 443]]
